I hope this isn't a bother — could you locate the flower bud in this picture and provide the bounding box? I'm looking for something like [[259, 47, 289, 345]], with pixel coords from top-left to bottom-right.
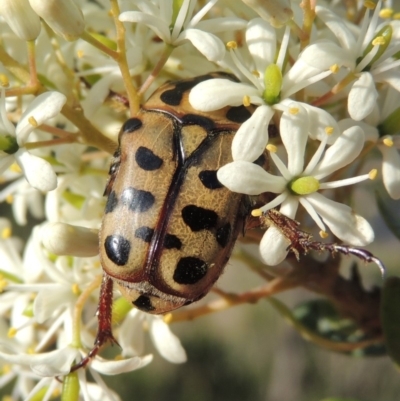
[[0, 0, 41, 41], [29, 0, 85, 41], [41, 222, 98, 257], [241, 0, 293, 28]]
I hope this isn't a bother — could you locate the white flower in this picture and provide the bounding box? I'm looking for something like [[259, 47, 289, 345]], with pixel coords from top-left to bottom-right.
[[0, 87, 66, 192], [218, 104, 375, 265], [311, 1, 400, 120], [189, 18, 340, 164], [119, 309, 187, 364], [119, 0, 247, 62]]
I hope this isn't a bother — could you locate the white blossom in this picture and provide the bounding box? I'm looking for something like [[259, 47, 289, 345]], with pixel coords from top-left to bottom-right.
[[218, 104, 375, 265]]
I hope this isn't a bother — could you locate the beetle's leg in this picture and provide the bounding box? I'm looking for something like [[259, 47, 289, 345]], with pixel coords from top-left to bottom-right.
[[70, 274, 120, 372], [254, 209, 385, 276]]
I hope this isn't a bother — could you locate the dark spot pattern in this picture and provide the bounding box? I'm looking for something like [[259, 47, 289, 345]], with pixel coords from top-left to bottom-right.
[[132, 295, 155, 312], [121, 118, 142, 133], [105, 190, 118, 214], [135, 226, 154, 242], [173, 257, 208, 284], [104, 235, 131, 266], [216, 223, 231, 248], [182, 205, 218, 231], [198, 170, 223, 189], [226, 105, 252, 123], [160, 74, 215, 106], [181, 114, 215, 130], [135, 146, 163, 171], [120, 187, 155, 212], [164, 234, 182, 250]]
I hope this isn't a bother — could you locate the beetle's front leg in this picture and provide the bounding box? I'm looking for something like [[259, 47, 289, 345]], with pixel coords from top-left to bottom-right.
[[70, 274, 120, 371]]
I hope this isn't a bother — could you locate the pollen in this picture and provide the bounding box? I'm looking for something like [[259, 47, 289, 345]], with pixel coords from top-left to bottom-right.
[[243, 95, 251, 107], [163, 313, 173, 324], [372, 36, 386, 46], [2, 226, 11, 239], [0, 74, 9, 88], [10, 163, 21, 173], [28, 116, 38, 127], [319, 230, 329, 238], [379, 8, 394, 19], [251, 209, 263, 217], [369, 169, 378, 180], [330, 64, 339, 73], [226, 41, 237, 50], [7, 327, 17, 338], [266, 144, 277, 153], [289, 107, 299, 115], [71, 283, 81, 295], [364, 1, 376, 10], [77, 49, 84, 58], [5, 194, 13, 204], [252, 70, 260, 77], [383, 137, 394, 147], [325, 126, 334, 135]]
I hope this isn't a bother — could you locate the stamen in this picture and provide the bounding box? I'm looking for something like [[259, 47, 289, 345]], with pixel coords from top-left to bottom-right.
[[319, 230, 329, 238], [0, 74, 9, 88], [243, 95, 251, 107], [71, 283, 80, 295], [289, 107, 299, 115], [372, 36, 385, 46], [164, 313, 173, 323], [8, 327, 17, 338], [330, 64, 339, 73], [379, 8, 393, 18], [325, 126, 334, 135], [369, 169, 378, 180], [28, 116, 38, 127], [266, 144, 277, 153], [364, 0, 376, 10], [251, 209, 263, 217], [1, 226, 11, 239], [383, 137, 394, 147], [226, 41, 237, 50]]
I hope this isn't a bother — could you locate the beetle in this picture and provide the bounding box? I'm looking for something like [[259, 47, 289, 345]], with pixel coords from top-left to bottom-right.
[[72, 73, 259, 368]]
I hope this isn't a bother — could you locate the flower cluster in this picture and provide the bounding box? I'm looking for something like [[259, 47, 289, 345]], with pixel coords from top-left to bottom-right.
[[0, 0, 398, 400]]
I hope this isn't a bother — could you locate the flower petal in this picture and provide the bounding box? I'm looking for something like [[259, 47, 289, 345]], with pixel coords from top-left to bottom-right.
[[280, 103, 308, 175], [149, 318, 187, 363], [176, 29, 225, 62], [302, 103, 341, 143], [379, 142, 400, 199], [338, 118, 379, 143], [232, 105, 274, 162], [348, 72, 378, 121], [189, 79, 259, 112], [217, 161, 286, 195], [306, 193, 374, 245], [119, 11, 171, 43], [246, 18, 276, 73], [17, 91, 66, 145], [16, 150, 57, 191], [314, 125, 364, 179], [259, 227, 289, 266], [90, 354, 153, 375]]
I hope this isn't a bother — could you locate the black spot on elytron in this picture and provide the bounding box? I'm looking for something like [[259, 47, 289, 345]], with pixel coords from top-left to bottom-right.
[[173, 257, 208, 284], [135, 226, 154, 243], [135, 146, 163, 171], [198, 170, 223, 190], [226, 105, 252, 123], [132, 295, 155, 312], [164, 234, 182, 250], [216, 223, 231, 248], [104, 235, 131, 266], [160, 74, 217, 106], [105, 190, 118, 213], [121, 118, 142, 133], [181, 114, 215, 130], [182, 205, 218, 231], [120, 187, 155, 212]]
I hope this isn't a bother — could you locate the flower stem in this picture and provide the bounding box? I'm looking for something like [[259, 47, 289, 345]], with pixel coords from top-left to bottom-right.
[[138, 44, 175, 96], [110, 0, 141, 116], [81, 31, 119, 60], [26, 40, 39, 87]]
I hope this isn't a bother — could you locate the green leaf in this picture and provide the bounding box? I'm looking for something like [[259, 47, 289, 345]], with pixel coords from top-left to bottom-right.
[[381, 276, 400, 367]]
